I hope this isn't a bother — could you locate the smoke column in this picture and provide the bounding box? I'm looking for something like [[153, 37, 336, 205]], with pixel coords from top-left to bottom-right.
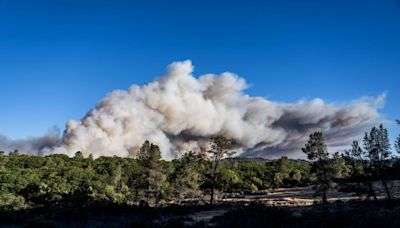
[[1, 60, 384, 159], [47, 60, 382, 159]]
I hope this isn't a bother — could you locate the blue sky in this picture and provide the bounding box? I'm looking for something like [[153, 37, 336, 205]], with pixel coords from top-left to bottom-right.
[[0, 0, 399, 143]]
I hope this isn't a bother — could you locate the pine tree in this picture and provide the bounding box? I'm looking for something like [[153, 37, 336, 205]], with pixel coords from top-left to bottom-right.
[[170, 151, 201, 204], [137, 141, 166, 206], [344, 141, 364, 176], [344, 140, 376, 199], [331, 152, 350, 179], [395, 120, 400, 154], [208, 135, 233, 205], [350, 140, 363, 158], [363, 124, 392, 201], [302, 132, 331, 203]]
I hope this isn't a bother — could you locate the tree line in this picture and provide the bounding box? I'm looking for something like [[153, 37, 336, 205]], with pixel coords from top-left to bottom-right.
[[303, 123, 400, 203], [1, 122, 400, 210]]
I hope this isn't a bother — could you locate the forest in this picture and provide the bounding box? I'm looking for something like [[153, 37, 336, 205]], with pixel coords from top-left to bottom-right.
[[1, 123, 400, 227]]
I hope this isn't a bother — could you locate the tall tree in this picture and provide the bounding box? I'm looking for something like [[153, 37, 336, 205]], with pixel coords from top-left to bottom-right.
[[137, 141, 166, 206], [396, 120, 400, 154], [363, 124, 392, 200], [170, 151, 201, 204], [302, 132, 331, 203], [114, 163, 123, 192], [331, 152, 350, 180], [272, 156, 291, 188], [344, 140, 376, 199], [208, 135, 233, 205], [343, 141, 364, 176]]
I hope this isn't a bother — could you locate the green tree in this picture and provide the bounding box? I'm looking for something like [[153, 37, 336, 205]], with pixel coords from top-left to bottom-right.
[[363, 124, 393, 200], [291, 169, 302, 184], [331, 152, 350, 179], [74, 151, 84, 159], [0, 151, 7, 170], [208, 135, 233, 205], [0, 193, 27, 211], [302, 132, 331, 203], [272, 156, 291, 188], [343, 141, 375, 199], [217, 165, 241, 193], [124, 159, 143, 203], [170, 151, 201, 204], [343, 141, 364, 177], [137, 141, 166, 206], [9, 149, 19, 156], [396, 120, 400, 154]]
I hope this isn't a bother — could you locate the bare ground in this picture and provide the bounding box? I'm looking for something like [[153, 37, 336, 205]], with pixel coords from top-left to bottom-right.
[[219, 181, 400, 206]]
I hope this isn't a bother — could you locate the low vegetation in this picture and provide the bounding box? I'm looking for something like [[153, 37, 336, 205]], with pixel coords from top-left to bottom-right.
[[1, 123, 400, 226]]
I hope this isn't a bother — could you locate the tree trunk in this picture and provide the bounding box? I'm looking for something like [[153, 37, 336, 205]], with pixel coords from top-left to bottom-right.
[[210, 186, 215, 205], [210, 171, 217, 205], [366, 179, 377, 201], [321, 161, 328, 204], [210, 159, 220, 205], [378, 162, 392, 201], [322, 191, 328, 204], [381, 179, 392, 201], [364, 162, 377, 201]]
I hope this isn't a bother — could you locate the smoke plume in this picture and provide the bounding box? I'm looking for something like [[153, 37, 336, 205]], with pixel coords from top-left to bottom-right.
[[1, 60, 384, 159], [48, 60, 382, 159], [0, 127, 61, 155]]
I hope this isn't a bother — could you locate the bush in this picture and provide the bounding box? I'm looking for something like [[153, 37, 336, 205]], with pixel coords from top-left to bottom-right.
[[0, 193, 27, 211]]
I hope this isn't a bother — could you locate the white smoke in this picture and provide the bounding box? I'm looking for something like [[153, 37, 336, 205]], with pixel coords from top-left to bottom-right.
[[0, 60, 384, 159]]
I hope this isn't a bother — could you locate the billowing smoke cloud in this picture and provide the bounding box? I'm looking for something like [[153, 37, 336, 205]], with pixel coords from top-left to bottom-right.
[[0, 60, 384, 159], [45, 60, 382, 159]]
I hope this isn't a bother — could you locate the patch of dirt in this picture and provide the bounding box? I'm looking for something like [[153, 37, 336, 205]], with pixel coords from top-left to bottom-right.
[[181, 209, 229, 226]]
